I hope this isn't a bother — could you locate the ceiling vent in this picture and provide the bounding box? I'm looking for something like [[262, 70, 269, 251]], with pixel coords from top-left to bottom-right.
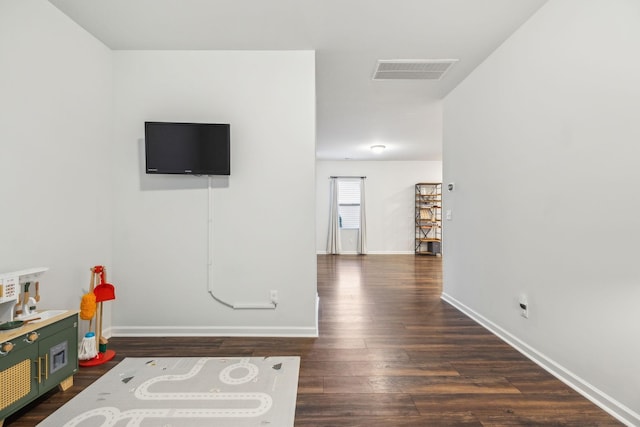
[[372, 59, 459, 80]]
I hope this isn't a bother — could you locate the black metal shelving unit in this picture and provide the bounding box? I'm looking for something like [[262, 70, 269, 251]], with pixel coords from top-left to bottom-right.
[[415, 183, 442, 255]]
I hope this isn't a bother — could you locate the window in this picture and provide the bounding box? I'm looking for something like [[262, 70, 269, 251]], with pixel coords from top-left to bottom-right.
[[338, 180, 360, 229]]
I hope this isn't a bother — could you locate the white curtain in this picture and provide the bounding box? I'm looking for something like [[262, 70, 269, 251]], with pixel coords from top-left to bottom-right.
[[357, 177, 367, 254], [327, 177, 342, 254]]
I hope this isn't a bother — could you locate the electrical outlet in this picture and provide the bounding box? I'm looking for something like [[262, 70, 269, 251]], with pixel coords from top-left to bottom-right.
[[270, 290, 278, 303], [519, 295, 529, 318]]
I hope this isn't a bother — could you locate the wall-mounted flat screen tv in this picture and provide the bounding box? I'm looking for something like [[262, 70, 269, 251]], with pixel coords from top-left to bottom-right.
[[145, 122, 230, 175]]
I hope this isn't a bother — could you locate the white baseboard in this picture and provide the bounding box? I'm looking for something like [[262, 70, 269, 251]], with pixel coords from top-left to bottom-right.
[[107, 297, 321, 339], [441, 292, 639, 427], [316, 251, 415, 255], [367, 251, 415, 255], [316, 293, 320, 332], [109, 325, 319, 338]]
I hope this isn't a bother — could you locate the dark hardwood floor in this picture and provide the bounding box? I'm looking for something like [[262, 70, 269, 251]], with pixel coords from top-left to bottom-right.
[[5, 255, 622, 426]]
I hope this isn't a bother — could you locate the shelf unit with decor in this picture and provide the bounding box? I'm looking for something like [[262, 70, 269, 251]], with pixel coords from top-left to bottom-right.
[[415, 182, 442, 255]]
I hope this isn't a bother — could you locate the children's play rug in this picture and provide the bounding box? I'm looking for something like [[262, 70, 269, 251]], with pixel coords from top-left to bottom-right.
[[38, 356, 300, 427]]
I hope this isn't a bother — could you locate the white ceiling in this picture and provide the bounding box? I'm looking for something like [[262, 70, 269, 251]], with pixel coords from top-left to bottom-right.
[[49, 0, 547, 161]]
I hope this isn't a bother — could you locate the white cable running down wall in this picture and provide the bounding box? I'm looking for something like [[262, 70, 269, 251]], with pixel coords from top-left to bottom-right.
[[207, 176, 277, 310]]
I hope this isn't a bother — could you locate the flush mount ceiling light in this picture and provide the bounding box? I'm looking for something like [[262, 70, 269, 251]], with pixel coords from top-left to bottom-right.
[[370, 145, 386, 154], [372, 59, 459, 80]]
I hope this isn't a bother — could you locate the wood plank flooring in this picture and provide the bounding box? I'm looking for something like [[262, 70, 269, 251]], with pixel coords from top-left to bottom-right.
[[5, 255, 622, 426]]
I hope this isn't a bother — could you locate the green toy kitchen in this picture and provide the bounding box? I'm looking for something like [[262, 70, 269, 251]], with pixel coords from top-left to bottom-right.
[[0, 268, 78, 426]]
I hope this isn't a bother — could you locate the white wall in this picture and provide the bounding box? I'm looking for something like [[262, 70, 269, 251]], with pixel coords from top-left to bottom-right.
[[111, 51, 318, 336], [0, 1, 113, 310], [316, 161, 442, 254], [443, 1, 640, 424]]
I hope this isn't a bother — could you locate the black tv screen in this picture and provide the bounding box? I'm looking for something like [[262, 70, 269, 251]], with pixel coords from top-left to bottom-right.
[[145, 122, 230, 175]]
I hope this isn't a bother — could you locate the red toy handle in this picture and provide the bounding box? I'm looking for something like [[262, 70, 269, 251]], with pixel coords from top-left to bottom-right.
[[93, 265, 106, 284]]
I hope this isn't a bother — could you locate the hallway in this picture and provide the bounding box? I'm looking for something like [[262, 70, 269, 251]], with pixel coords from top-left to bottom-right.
[[5, 255, 621, 426]]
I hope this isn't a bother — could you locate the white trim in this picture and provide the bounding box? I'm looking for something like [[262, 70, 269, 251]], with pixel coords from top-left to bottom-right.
[[441, 292, 639, 427], [316, 293, 320, 332], [316, 250, 415, 255], [108, 325, 319, 338], [367, 251, 416, 255]]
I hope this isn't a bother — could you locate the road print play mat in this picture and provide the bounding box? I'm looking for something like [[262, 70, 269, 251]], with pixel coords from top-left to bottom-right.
[[38, 356, 300, 427]]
